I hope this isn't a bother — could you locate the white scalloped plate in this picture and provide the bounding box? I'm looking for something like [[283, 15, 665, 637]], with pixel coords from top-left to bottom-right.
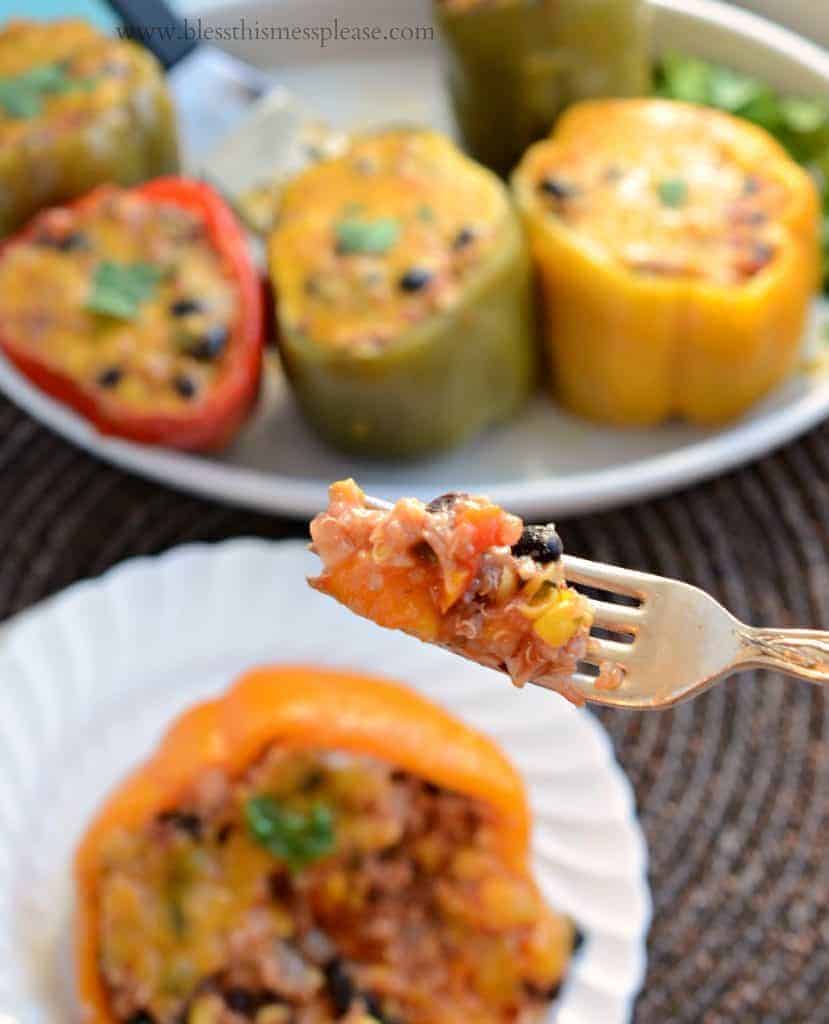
[[0, 539, 649, 1023]]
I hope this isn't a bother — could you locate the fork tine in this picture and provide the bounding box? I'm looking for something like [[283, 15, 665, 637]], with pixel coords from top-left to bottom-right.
[[586, 636, 633, 664], [589, 599, 644, 632], [562, 555, 650, 599], [533, 672, 599, 695]]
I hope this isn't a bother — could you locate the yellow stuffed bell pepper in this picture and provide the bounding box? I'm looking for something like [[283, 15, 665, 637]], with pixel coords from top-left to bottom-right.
[[512, 99, 821, 425]]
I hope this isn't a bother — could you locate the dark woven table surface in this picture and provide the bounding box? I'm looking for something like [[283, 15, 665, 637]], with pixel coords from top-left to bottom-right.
[[1, 391, 827, 1023]]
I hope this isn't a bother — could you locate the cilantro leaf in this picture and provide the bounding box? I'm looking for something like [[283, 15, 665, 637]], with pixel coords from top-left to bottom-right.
[[657, 178, 688, 208], [335, 217, 400, 255], [86, 261, 164, 320], [0, 62, 82, 119], [246, 796, 336, 873], [656, 53, 711, 105]]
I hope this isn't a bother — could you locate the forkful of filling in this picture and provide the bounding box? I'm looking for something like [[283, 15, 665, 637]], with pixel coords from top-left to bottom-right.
[[308, 479, 601, 705], [311, 480, 829, 711]]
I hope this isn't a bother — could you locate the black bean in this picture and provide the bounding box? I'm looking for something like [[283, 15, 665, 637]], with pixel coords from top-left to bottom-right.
[[732, 208, 767, 226], [324, 960, 396, 1023], [426, 492, 469, 514], [173, 375, 197, 400], [573, 926, 586, 953], [169, 298, 204, 317], [301, 768, 325, 792], [539, 177, 579, 201], [452, 227, 476, 250], [216, 822, 234, 845], [268, 870, 293, 903], [363, 991, 396, 1023], [157, 810, 202, 840], [224, 989, 257, 1015], [511, 524, 563, 564], [96, 367, 123, 390], [39, 231, 88, 252], [525, 979, 563, 1001], [126, 1011, 156, 1024], [187, 325, 228, 361], [399, 267, 433, 293], [325, 959, 356, 1015], [753, 242, 775, 265]]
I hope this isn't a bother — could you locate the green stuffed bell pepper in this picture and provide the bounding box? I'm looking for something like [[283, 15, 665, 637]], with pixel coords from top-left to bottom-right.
[[269, 129, 538, 458], [436, 0, 651, 176], [0, 19, 178, 238]]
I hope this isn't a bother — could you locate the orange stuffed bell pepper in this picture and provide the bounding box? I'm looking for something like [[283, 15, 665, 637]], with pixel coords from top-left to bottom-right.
[[75, 666, 574, 1024], [512, 99, 821, 425]]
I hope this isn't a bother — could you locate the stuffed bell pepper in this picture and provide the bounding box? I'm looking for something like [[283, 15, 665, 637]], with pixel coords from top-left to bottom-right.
[[0, 19, 178, 238], [435, 0, 651, 176], [512, 99, 821, 425], [310, 480, 596, 705], [0, 179, 264, 450], [76, 666, 575, 1024], [268, 128, 537, 458]]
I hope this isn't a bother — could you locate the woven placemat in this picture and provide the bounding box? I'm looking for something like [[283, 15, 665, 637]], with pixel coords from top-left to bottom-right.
[[0, 391, 826, 1022]]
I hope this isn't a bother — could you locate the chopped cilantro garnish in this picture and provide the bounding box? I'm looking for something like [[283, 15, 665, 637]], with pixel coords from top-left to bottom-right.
[[657, 178, 688, 208], [0, 62, 86, 119], [335, 217, 400, 255], [246, 796, 335, 872], [86, 261, 164, 320]]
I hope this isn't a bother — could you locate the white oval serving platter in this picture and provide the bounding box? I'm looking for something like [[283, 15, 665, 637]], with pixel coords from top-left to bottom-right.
[[0, 0, 826, 519]]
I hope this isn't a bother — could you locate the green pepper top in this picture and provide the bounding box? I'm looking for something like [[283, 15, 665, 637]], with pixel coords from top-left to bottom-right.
[[0, 19, 170, 150], [269, 128, 513, 355]]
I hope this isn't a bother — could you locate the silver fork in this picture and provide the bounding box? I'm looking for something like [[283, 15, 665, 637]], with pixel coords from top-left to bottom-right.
[[362, 495, 829, 709], [562, 556, 829, 709]]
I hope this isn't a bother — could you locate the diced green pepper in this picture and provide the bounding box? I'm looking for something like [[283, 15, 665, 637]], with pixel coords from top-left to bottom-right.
[[435, 0, 651, 176]]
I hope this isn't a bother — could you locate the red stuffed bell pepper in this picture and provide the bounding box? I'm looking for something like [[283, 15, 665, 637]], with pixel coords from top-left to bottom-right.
[[0, 178, 264, 451]]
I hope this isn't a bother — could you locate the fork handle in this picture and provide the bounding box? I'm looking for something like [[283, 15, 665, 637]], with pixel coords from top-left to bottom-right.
[[739, 628, 829, 683]]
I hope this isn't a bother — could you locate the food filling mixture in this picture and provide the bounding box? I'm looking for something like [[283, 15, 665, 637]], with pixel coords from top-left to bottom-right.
[[310, 481, 594, 704], [0, 20, 163, 150], [0, 187, 238, 410], [532, 129, 791, 285], [271, 130, 508, 355], [99, 746, 572, 1024]]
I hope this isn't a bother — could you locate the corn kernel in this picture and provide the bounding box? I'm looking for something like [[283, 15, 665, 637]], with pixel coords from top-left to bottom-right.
[[532, 589, 582, 648]]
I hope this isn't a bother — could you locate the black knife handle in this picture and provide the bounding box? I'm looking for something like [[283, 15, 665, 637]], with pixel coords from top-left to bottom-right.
[[104, 0, 199, 69]]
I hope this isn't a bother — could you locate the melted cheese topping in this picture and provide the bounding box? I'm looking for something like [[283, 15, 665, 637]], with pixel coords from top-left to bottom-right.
[[270, 129, 510, 353], [0, 19, 167, 151], [528, 107, 792, 286], [0, 189, 238, 410]]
